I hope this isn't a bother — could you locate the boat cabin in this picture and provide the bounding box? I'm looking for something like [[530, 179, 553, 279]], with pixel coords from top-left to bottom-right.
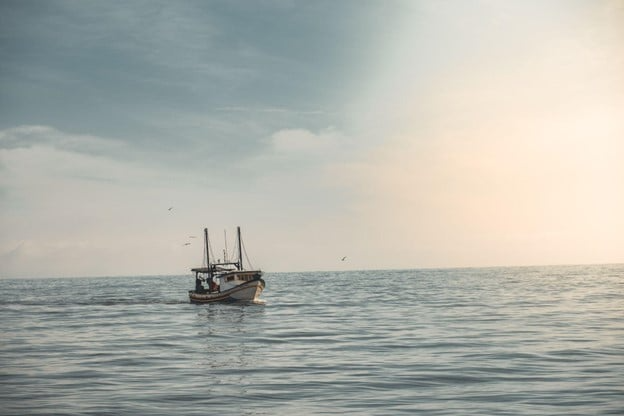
[[192, 259, 262, 294]]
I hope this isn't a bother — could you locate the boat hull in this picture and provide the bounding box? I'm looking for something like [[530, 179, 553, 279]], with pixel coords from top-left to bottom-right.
[[188, 279, 265, 304]]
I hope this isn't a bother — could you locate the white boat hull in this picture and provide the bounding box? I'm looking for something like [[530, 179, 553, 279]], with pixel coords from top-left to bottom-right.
[[189, 279, 265, 303]]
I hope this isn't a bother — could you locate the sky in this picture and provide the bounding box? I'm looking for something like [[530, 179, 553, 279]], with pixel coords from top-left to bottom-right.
[[1, 0, 623, 278]]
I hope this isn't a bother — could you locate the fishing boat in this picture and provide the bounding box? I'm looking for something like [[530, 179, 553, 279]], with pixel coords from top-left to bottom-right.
[[189, 227, 265, 303]]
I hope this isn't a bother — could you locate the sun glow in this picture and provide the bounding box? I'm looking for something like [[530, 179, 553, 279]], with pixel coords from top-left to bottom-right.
[[338, 1, 624, 268]]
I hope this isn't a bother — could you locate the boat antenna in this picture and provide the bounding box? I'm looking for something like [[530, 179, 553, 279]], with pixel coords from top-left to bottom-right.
[[237, 226, 243, 270], [224, 229, 228, 262]]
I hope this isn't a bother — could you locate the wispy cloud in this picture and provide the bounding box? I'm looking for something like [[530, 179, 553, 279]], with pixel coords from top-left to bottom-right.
[[0, 125, 125, 155], [270, 128, 345, 155], [216, 106, 326, 116]]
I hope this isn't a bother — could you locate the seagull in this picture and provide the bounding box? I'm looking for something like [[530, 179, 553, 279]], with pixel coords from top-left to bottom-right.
[[168, 207, 174, 211], [341, 256, 347, 261]]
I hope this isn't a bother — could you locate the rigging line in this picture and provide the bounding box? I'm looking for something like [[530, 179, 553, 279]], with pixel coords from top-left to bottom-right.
[[231, 232, 238, 264], [241, 236, 254, 270], [208, 234, 216, 264]]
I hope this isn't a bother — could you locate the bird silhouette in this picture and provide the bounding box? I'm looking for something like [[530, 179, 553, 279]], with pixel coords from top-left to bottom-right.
[[168, 207, 174, 211], [183, 242, 191, 246], [341, 256, 347, 261]]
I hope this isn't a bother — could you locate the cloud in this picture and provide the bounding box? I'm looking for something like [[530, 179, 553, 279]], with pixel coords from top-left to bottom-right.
[[2, 1, 622, 277], [244, 126, 355, 210], [271, 128, 344, 155], [0, 125, 125, 156], [216, 106, 325, 116], [0, 124, 359, 277], [0, 124, 214, 276]]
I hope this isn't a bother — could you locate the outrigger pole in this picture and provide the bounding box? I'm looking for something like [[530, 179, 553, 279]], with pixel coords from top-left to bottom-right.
[[237, 226, 243, 271]]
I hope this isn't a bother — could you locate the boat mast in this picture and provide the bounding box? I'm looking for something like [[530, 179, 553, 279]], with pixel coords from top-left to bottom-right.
[[204, 228, 210, 268], [237, 226, 243, 270]]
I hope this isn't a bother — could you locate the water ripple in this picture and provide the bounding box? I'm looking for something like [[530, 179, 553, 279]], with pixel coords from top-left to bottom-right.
[[1, 265, 623, 415]]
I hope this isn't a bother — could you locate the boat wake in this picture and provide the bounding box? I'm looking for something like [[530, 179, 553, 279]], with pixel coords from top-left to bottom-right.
[[2, 299, 190, 307]]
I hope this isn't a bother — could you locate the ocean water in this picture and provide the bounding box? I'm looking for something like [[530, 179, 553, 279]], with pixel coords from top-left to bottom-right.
[[0, 264, 622, 415]]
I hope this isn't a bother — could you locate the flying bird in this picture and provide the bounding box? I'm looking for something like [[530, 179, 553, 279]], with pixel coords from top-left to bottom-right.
[[168, 207, 174, 211], [183, 242, 191, 246], [341, 256, 347, 261]]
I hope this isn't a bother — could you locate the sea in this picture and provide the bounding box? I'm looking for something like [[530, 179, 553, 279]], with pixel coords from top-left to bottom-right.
[[0, 264, 622, 415]]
